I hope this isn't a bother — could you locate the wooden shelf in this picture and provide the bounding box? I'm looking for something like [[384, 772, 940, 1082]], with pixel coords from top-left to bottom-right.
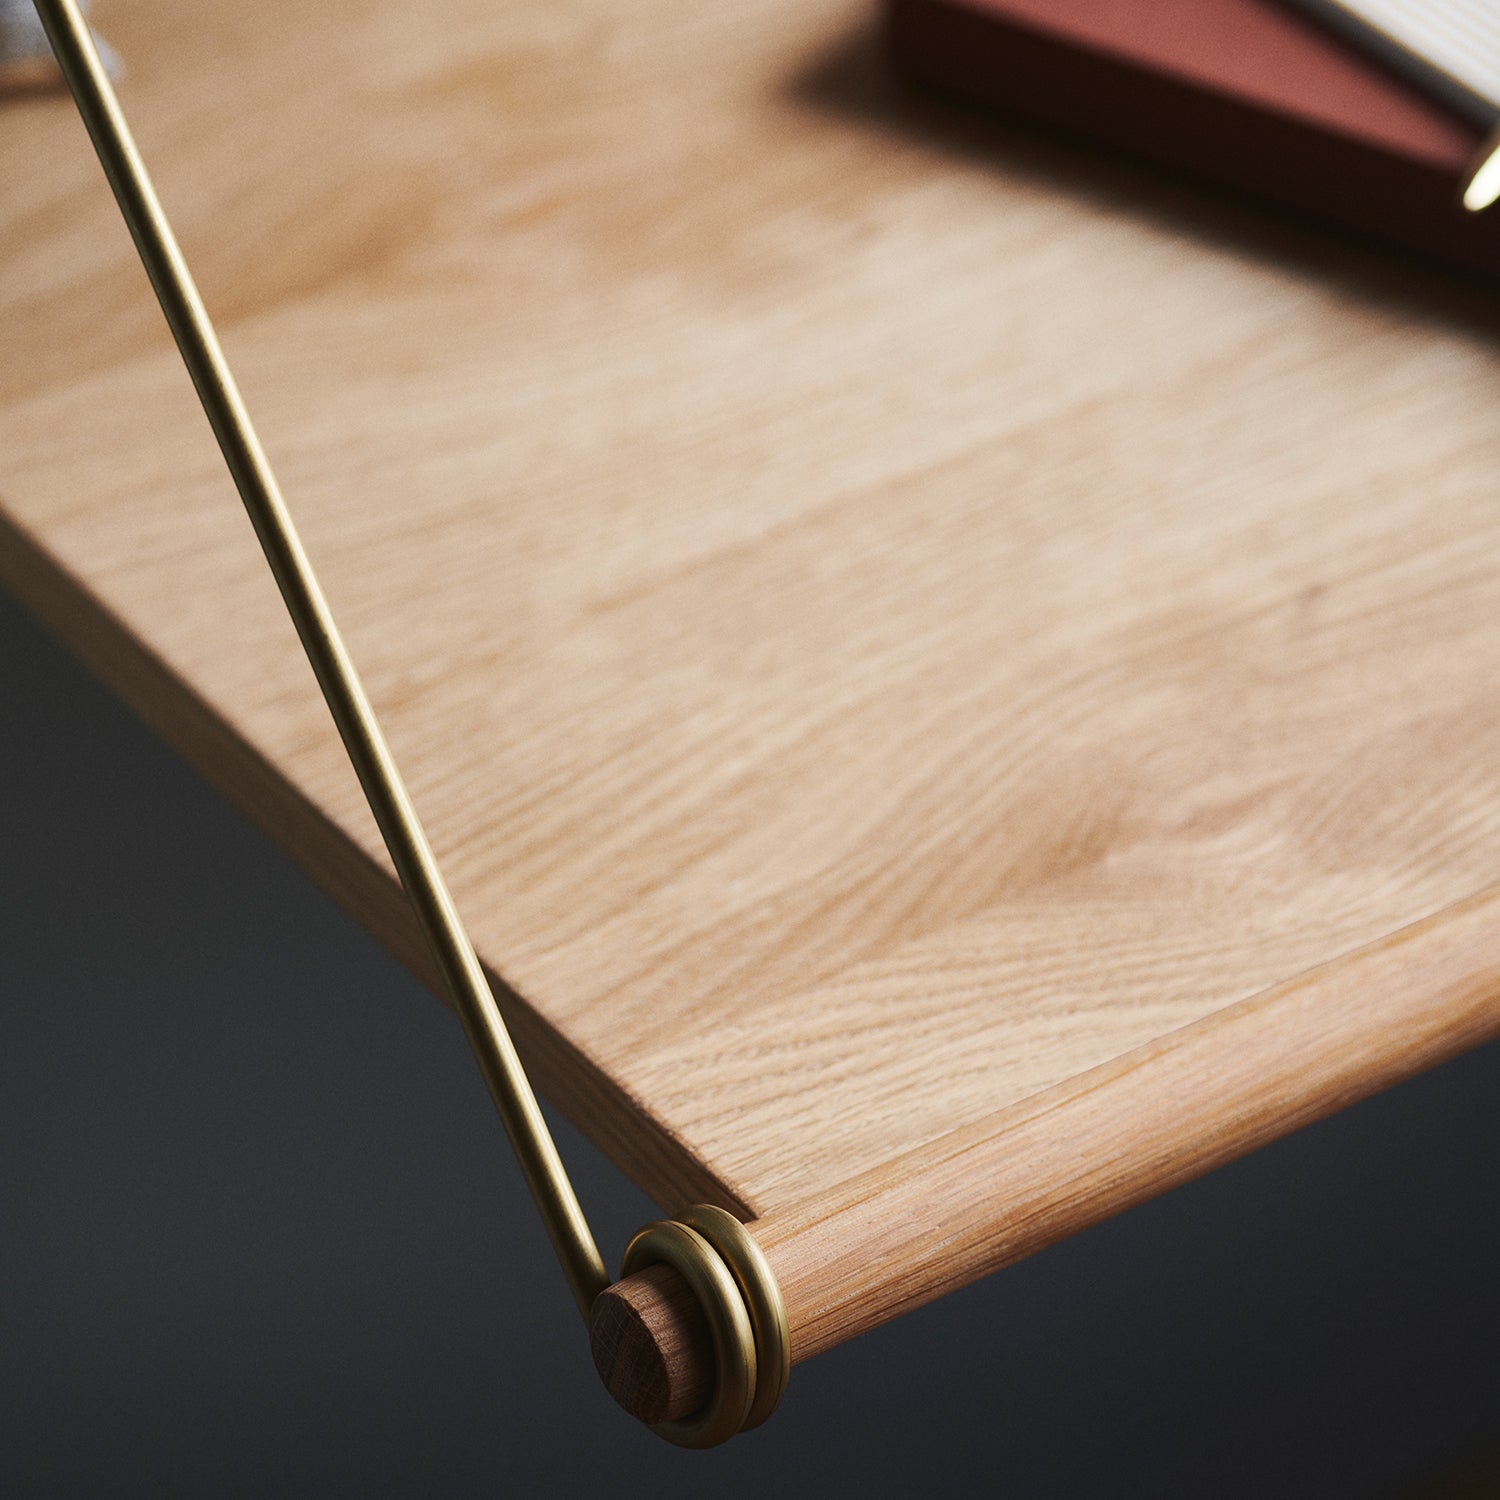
[[4, 0, 1500, 1374]]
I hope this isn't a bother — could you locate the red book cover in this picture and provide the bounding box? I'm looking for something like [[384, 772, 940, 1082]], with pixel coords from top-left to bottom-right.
[[887, 0, 1500, 282]]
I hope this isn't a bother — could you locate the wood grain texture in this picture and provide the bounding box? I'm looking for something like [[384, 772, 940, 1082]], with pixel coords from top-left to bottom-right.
[[589, 1262, 709, 1424], [598, 883, 1500, 1406], [4, 0, 1500, 1381]]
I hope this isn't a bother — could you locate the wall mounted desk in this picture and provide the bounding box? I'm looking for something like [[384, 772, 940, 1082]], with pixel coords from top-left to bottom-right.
[[4, 0, 1500, 1395]]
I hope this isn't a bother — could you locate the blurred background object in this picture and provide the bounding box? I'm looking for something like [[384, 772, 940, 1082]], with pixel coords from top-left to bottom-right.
[[0, 0, 113, 91], [1287, 0, 1500, 123], [886, 0, 1500, 281]]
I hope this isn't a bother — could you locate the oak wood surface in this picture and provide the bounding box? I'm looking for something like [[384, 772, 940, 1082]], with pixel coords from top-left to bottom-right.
[[595, 882, 1500, 1412], [4, 0, 1500, 1379]]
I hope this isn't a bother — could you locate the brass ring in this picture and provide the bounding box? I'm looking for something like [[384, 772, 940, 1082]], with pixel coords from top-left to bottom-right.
[[620, 1219, 755, 1448], [677, 1205, 790, 1431]]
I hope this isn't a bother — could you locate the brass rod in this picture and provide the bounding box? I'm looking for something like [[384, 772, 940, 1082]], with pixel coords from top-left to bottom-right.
[[1463, 121, 1500, 212], [34, 0, 608, 1320]]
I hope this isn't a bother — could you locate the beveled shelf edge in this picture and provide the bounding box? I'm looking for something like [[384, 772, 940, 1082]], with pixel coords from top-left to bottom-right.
[[748, 881, 1500, 1365], [0, 506, 752, 1221]]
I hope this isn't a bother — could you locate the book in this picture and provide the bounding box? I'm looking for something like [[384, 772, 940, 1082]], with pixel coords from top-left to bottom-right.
[[887, 0, 1500, 283], [1290, 0, 1500, 121]]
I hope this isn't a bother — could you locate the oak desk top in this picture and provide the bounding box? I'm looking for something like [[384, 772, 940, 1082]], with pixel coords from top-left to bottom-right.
[[4, 0, 1500, 1376]]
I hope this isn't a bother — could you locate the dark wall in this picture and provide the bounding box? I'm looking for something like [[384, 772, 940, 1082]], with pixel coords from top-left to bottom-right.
[[3, 583, 1498, 1498]]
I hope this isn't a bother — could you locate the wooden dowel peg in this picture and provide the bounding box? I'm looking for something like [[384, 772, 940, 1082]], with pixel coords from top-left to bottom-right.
[[589, 1264, 713, 1426], [594, 1205, 789, 1447]]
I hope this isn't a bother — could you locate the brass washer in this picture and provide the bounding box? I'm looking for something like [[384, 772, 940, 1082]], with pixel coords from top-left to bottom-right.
[[676, 1204, 790, 1431], [620, 1219, 755, 1448]]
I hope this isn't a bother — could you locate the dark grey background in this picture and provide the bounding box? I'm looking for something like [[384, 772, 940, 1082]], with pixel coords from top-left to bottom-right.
[[3, 579, 1499, 1498]]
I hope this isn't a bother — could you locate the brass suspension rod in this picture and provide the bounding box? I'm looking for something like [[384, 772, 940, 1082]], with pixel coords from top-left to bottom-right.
[[32, 0, 609, 1320]]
